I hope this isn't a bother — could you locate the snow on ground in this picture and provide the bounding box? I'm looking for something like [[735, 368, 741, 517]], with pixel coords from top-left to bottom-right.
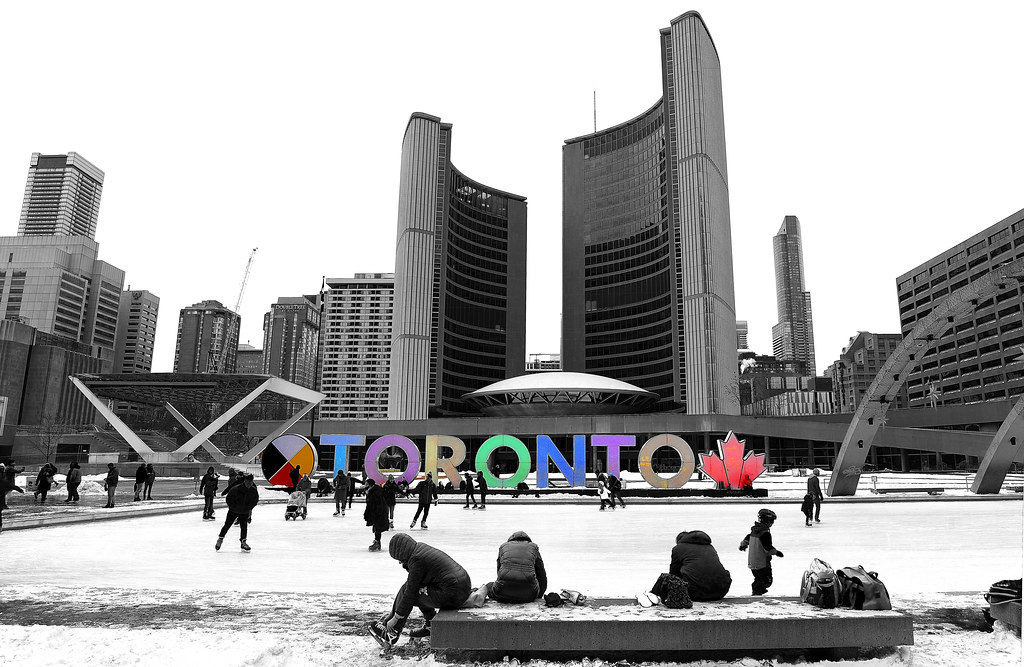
[[0, 476, 1020, 666]]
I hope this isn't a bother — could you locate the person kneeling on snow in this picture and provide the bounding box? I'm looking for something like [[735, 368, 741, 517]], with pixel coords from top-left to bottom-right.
[[367, 533, 472, 648], [480, 530, 547, 603]]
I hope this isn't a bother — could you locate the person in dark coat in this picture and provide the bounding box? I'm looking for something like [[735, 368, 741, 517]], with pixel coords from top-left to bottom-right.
[[133, 463, 148, 501], [199, 467, 219, 520], [289, 465, 301, 491], [103, 463, 119, 508], [363, 478, 390, 552], [800, 493, 814, 527], [34, 464, 55, 502], [316, 477, 332, 497], [367, 533, 472, 648], [64, 462, 82, 503], [607, 473, 626, 508], [0, 476, 24, 533], [462, 472, 476, 509], [807, 468, 823, 522], [484, 531, 547, 603], [144, 464, 156, 500], [346, 472, 357, 508], [216, 473, 258, 552], [409, 473, 438, 529], [1, 462, 25, 510], [333, 471, 350, 516], [297, 473, 312, 501], [383, 474, 399, 528], [475, 471, 488, 510], [650, 530, 732, 602]]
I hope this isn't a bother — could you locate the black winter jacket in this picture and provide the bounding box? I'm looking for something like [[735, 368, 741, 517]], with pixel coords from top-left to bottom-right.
[[389, 533, 471, 617], [476, 474, 488, 495], [669, 530, 731, 601], [382, 480, 399, 505], [415, 479, 438, 505], [363, 483, 390, 533], [491, 531, 547, 603], [225, 481, 259, 514]]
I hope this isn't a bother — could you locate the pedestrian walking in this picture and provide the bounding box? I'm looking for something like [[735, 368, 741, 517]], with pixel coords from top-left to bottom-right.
[[383, 474, 399, 528], [607, 473, 626, 508], [366, 533, 472, 647], [215, 473, 258, 552], [64, 462, 82, 503], [199, 467, 219, 520], [103, 462, 119, 508], [144, 464, 156, 500], [1, 462, 24, 511], [409, 472, 438, 529], [34, 464, 56, 502], [739, 508, 784, 596], [134, 463, 147, 501], [332, 470, 349, 516], [0, 475, 24, 534], [475, 471, 488, 510], [807, 468, 823, 523], [462, 472, 477, 509], [364, 478, 390, 552]]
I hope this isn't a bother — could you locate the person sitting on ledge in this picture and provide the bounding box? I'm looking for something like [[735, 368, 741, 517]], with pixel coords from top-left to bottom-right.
[[479, 530, 548, 604], [646, 530, 732, 604]]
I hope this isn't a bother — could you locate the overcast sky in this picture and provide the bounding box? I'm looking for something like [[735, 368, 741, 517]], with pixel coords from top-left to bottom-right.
[[2, 1, 1022, 375]]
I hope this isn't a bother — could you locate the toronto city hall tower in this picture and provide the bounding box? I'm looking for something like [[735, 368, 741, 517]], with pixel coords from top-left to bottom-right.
[[562, 12, 739, 414]]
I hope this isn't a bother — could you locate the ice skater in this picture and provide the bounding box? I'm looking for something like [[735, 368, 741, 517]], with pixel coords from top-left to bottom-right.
[[364, 477, 389, 552], [367, 533, 472, 648], [597, 473, 613, 510], [410, 472, 438, 529], [199, 467, 219, 520], [215, 473, 259, 552], [333, 469, 349, 516], [475, 470, 488, 510], [462, 471, 476, 509], [607, 473, 625, 508], [739, 508, 784, 595], [800, 493, 814, 526], [346, 472, 357, 509], [383, 474, 399, 528], [807, 468, 823, 523]]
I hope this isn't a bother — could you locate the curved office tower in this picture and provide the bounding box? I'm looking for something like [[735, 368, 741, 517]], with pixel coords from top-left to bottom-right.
[[389, 113, 527, 420], [563, 11, 739, 415]]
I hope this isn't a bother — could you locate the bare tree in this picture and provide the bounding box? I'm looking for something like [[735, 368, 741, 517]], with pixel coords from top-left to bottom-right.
[[26, 417, 76, 463]]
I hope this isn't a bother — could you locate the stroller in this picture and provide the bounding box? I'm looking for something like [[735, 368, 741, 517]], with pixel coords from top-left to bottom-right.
[[285, 490, 308, 520]]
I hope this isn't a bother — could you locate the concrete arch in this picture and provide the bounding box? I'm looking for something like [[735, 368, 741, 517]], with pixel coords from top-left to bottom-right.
[[971, 393, 1024, 493], [828, 257, 1024, 496]]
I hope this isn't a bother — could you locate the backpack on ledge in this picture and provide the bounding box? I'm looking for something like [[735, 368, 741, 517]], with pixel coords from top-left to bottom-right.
[[837, 565, 892, 610], [800, 558, 840, 609]]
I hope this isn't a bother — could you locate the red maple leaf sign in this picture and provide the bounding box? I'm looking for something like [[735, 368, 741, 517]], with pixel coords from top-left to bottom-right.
[[697, 431, 766, 489]]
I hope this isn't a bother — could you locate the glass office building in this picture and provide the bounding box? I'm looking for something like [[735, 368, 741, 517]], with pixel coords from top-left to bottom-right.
[[563, 12, 738, 415], [389, 113, 527, 419]]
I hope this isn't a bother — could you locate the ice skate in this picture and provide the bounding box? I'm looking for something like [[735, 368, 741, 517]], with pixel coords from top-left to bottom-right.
[[240, 540, 251, 552], [420, 522, 427, 530], [334, 511, 340, 517], [215, 537, 223, 551], [478, 506, 486, 511], [463, 505, 470, 510], [367, 619, 398, 649], [368, 540, 382, 552]]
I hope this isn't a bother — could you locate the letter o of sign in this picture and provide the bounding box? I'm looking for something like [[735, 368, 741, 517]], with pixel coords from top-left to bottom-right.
[[364, 434, 421, 485], [637, 434, 695, 489]]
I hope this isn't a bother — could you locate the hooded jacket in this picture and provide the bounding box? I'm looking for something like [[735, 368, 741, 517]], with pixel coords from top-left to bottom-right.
[[491, 531, 547, 603], [740, 522, 779, 569], [669, 530, 731, 601], [389, 533, 472, 617], [225, 479, 259, 514]]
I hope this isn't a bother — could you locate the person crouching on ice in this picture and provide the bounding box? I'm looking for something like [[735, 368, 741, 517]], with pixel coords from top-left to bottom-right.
[[739, 508, 784, 595], [367, 533, 472, 649]]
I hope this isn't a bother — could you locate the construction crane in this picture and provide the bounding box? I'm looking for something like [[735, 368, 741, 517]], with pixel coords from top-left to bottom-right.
[[208, 248, 257, 374], [235, 247, 258, 312]]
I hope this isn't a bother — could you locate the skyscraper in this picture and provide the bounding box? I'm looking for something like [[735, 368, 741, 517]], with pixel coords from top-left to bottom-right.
[[562, 11, 739, 415], [320, 273, 394, 420], [0, 236, 123, 357], [262, 296, 320, 389], [113, 289, 160, 373], [772, 216, 816, 373], [389, 113, 527, 419], [18, 153, 104, 239], [173, 300, 240, 373]]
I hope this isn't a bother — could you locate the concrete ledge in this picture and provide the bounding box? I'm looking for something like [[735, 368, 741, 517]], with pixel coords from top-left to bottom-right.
[[989, 600, 1022, 634], [432, 596, 913, 658], [872, 488, 944, 495]]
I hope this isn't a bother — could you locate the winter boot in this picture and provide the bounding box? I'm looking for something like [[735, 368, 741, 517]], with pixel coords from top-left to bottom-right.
[[240, 540, 251, 552], [409, 621, 431, 639], [215, 537, 223, 551]]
